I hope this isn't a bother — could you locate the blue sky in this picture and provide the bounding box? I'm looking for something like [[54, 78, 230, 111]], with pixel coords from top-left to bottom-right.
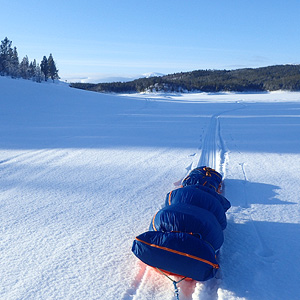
[[2, 0, 300, 82]]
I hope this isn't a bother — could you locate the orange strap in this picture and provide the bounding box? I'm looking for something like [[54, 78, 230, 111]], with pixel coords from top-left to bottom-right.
[[135, 237, 219, 269], [152, 212, 158, 231], [168, 190, 173, 205]]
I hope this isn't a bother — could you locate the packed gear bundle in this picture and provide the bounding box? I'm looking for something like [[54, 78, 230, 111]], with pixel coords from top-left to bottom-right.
[[132, 166, 231, 282]]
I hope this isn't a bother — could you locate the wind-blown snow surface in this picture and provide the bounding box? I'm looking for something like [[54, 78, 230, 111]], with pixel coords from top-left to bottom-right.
[[1, 77, 300, 300]]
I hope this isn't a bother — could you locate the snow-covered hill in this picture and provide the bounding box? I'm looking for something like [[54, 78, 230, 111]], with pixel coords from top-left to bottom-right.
[[65, 72, 164, 84], [1, 77, 300, 300], [142, 72, 165, 78]]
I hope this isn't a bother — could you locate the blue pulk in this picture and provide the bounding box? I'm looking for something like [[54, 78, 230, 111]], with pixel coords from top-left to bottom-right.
[[132, 166, 231, 281]]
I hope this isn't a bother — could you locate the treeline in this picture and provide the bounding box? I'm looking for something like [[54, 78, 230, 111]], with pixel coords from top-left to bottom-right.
[[0, 37, 59, 82], [71, 65, 300, 93]]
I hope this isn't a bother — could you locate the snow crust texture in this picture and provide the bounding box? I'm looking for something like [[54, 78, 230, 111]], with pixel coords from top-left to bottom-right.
[[1, 77, 300, 300]]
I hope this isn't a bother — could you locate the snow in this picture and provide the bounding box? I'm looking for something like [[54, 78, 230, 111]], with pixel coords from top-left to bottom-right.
[[142, 72, 165, 78], [62, 72, 164, 83], [1, 76, 300, 300]]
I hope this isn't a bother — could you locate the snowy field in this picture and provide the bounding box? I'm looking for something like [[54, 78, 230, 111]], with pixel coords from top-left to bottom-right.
[[1, 76, 300, 300]]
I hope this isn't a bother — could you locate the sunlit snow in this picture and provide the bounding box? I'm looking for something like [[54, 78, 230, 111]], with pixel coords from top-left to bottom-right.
[[1, 77, 300, 300]]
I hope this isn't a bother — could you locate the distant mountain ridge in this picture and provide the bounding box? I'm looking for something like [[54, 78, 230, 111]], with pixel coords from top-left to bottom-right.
[[142, 72, 165, 78], [66, 72, 165, 84], [70, 64, 300, 93]]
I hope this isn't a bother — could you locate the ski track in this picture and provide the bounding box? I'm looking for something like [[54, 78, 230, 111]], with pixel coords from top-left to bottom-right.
[[121, 263, 148, 300], [192, 113, 226, 300], [190, 104, 245, 300], [127, 103, 244, 300]]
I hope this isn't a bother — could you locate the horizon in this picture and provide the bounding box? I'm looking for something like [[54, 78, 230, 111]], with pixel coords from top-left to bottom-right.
[[3, 0, 300, 83]]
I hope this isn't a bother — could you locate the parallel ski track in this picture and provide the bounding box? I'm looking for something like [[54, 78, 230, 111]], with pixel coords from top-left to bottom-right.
[[121, 263, 148, 300], [191, 112, 227, 300], [191, 105, 246, 300], [126, 103, 245, 300]]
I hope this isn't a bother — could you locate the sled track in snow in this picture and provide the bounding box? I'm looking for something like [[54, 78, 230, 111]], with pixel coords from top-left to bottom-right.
[[191, 113, 227, 300], [191, 105, 247, 300], [121, 263, 148, 300], [197, 113, 227, 175], [127, 104, 244, 300], [198, 104, 246, 174]]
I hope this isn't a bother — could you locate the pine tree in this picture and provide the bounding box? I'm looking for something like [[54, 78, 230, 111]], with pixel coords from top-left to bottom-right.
[[40, 55, 49, 81], [48, 53, 59, 82], [8, 47, 14, 76], [0, 37, 59, 83], [10, 47, 20, 78], [35, 64, 43, 83], [29, 59, 37, 80], [19, 55, 29, 79], [0, 37, 13, 76]]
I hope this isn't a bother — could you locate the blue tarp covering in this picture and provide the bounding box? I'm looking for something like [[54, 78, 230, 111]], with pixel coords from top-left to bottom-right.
[[165, 185, 228, 230], [182, 166, 222, 191], [149, 204, 224, 250], [132, 166, 230, 281], [132, 231, 219, 281]]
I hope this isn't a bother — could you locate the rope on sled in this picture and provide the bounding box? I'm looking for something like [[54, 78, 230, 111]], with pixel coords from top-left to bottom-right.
[[156, 268, 187, 300]]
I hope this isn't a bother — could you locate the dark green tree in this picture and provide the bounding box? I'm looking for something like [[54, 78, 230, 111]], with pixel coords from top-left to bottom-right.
[[29, 59, 37, 79], [10, 47, 20, 78], [0, 37, 13, 75], [47, 53, 59, 82], [35, 64, 43, 83], [40, 55, 49, 81], [19, 55, 29, 79]]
